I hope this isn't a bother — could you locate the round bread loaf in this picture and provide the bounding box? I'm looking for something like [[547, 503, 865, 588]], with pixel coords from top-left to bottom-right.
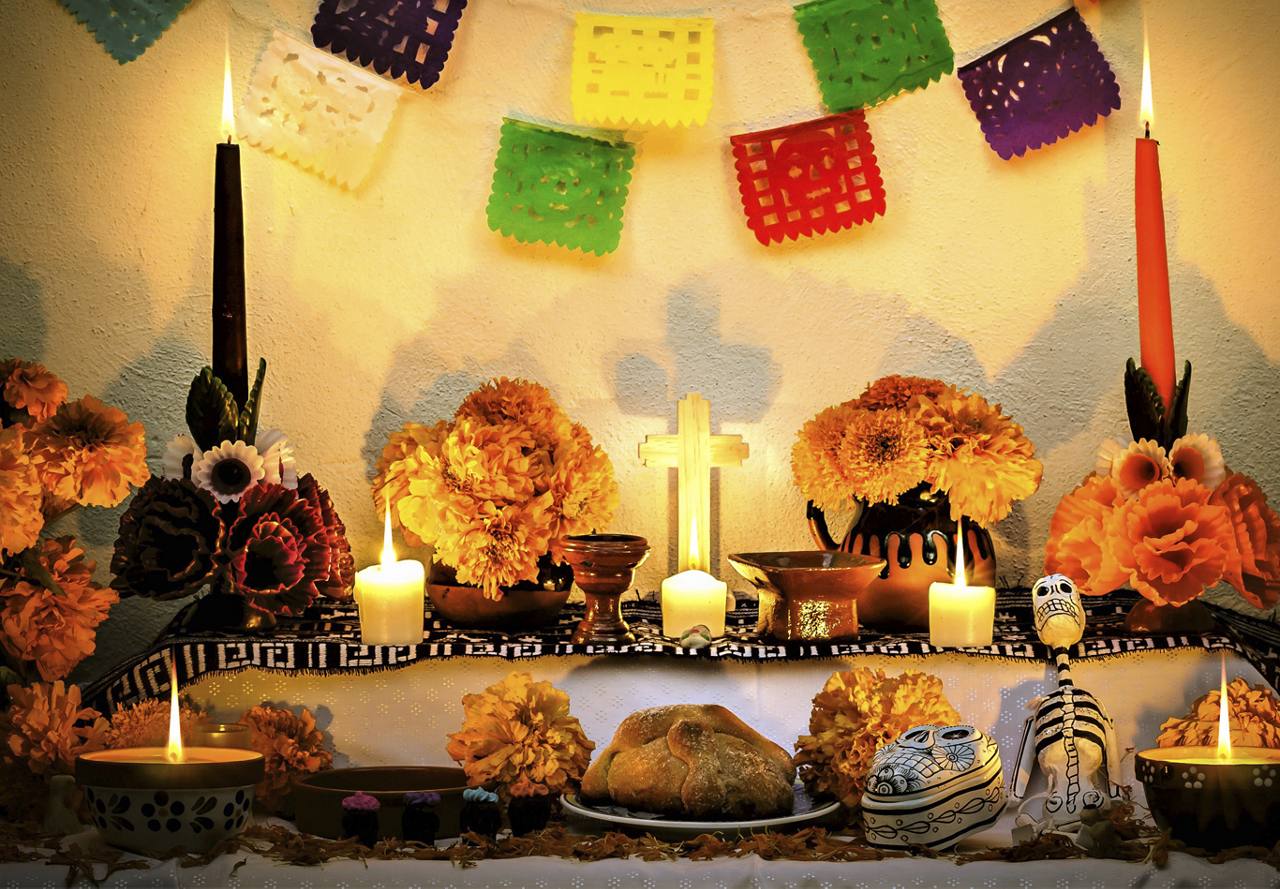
[[581, 704, 796, 819]]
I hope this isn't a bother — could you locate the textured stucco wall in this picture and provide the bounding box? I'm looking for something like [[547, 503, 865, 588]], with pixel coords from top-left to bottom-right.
[[1, 0, 1277, 682]]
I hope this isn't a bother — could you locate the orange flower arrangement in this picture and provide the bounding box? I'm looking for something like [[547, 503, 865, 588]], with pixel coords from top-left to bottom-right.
[[792, 375, 1041, 527], [29, 395, 149, 509], [1156, 677, 1280, 750], [1, 681, 107, 776], [1046, 434, 1280, 612], [0, 359, 67, 424], [793, 668, 961, 809], [0, 537, 119, 682], [446, 672, 594, 799], [105, 697, 206, 749], [376, 378, 618, 599], [241, 703, 334, 813], [0, 427, 42, 557]]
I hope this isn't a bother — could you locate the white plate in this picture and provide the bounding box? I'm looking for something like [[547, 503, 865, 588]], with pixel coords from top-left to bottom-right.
[[561, 784, 842, 839]]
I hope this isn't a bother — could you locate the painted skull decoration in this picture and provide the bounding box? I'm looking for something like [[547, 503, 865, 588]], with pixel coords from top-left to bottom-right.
[[867, 724, 985, 796], [1032, 573, 1084, 648]]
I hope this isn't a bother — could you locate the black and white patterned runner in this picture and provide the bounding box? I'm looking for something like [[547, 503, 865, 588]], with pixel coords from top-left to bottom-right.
[[82, 591, 1278, 714]]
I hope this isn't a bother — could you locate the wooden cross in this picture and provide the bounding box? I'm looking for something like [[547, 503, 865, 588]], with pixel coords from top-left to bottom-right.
[[638, 393, 749, 572]]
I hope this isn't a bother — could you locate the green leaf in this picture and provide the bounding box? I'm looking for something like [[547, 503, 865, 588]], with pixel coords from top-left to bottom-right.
[[1123, 358, 1165, 445], [186, 367, 240, 450], [236, 358, 267, 443], [1166, 360, 1192, 446]]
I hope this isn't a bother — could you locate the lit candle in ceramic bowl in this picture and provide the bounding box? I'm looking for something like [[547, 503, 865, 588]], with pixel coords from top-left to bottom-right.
[[1137, 659, 1280, 850], [76, 660, 264, 855], [660, 519, 727, 638], [928, 527, 995, 648], [355, 507, 426, 646]]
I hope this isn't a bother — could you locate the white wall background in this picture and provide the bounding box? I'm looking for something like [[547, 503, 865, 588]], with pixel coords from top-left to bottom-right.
[[1, 0, 1277, 681]]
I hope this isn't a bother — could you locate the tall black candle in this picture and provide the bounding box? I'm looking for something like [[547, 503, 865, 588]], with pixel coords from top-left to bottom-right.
[[213, 55, 247, 408]]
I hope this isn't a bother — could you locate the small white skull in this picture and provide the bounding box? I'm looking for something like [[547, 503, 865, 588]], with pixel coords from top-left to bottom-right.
[[1032, 574, 1084, 647]]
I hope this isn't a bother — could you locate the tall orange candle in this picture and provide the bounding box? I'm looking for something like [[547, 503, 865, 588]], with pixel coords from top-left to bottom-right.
[[1135, 32, 1176, 410]]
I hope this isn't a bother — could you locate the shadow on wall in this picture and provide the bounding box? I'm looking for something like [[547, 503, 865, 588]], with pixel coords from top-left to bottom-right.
[[0, 260, 47, 357]]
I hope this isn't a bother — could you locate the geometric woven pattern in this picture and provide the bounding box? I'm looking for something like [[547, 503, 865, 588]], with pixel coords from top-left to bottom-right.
[[80, 591, 1280, 715], [239, 31, 402, 189], [958, 7, 1121, 160], [59, 0, 192, 63], [486, 118, 636, 255], [571, 13, 715, 127], [793, 0, 953, 112], [730, 111, 885, 245], [311, 0, 468, 90]]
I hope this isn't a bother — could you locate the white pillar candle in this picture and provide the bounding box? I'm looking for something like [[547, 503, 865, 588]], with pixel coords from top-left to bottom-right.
[[355, 510, 426, 646], [929, 527, 995, 648], [661, 569, 727, 638]]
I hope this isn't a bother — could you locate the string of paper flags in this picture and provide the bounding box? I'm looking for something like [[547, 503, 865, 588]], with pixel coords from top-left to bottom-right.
[[60, 0, 1121, 252]]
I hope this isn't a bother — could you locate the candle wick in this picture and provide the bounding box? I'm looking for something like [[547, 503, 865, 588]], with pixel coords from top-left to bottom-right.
[[1144, 121, 1150, 139]]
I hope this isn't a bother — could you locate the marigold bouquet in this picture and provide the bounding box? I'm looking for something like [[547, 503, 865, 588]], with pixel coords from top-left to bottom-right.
[[374, 378, 618, 599], [792, 375, 1042, 527], [241, 702, 333, 813], [111, 360, 354, 623], [446, 672, 594, 799], [0, 358, 147, 685]]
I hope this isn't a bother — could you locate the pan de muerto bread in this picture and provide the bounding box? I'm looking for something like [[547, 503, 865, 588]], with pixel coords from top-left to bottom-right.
[[580, 705, 797, 819]]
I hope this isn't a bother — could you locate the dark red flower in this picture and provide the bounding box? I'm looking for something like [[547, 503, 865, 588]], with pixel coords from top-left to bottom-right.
[[224, 483, 330, 617], [111, 478, 224, 600], [297, 473, 355, 600]]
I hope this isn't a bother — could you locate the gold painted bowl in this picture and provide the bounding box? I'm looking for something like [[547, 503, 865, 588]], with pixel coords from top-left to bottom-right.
[[728, 551, 886, 642]]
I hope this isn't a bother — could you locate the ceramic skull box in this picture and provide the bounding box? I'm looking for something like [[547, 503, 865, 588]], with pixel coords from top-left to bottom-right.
[[862, 724, 1007, 850]]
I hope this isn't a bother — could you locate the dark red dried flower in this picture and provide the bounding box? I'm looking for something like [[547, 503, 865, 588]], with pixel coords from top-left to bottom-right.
[[111, 478, 224, 600], [297, 473, 355, 600], [224, 483, 330, 617]]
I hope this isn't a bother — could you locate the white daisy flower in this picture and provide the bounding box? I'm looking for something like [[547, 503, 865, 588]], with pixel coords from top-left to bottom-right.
[[192, 440, 266, 503], [161, 434, 201, 480], [256, 428, 298, 489]]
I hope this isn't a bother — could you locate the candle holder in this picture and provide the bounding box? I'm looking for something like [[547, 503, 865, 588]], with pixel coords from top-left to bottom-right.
[[188, 722, 252, 750], [560, 534, 650, 645], [76, 747, 264, 855], [1137, 747, 1280, 850], [728, 551, 885, 642]]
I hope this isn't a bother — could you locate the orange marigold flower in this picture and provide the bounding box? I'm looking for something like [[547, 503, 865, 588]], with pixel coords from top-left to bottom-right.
[[1, 681, 107, 775], [439, 496, 555, 599], [29, 396, 149, 508], [0, 537, 119, 682], [1157, 677, 1280, 750], [918, 387, 1042, 526], [1, 359, 68, 423], [1107, 477, 1235, 607], [105, 697, 206, 749], [446, 672, 594, 799], [1044, 474, 1129, 596], [794, 669, 961, 809], [456, 378, 572, 453], [791, 402, 862, 512], [792, 405, 930, 510], [851, 375, 947, 412], [545, 424, 619, 561], [0, 427, 43, 556], [1212, 472, 1280, 610], [372, 420, 449, 547], [241, 703, 333, 813]]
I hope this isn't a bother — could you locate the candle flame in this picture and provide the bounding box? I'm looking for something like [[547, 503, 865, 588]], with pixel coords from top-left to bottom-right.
[[1139, 24, 1154, 132], [953, 526, 966, 588], [1217, 654, 1232, 760], [165, 657, 184, 763], [381, 504, 397, 566], [220, 42, 236, 142]]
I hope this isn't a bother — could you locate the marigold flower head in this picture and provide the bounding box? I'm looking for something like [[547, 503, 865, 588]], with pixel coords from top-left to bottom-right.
[[917, 387, 1042, 526], [1, 359, 67, 424], [372, 421, 449, 547], [2, 681, 108, 775], [456, 378, 572, 452], [794, 668, 961, 809], [1107, 477, 1234, 607], [1157, 677, 1280, 750], [446, 672, 594, 799], [29, 395, 148, 508], [792, 405, 931, 510], [545, 425, 619, 561], [1212, 472, 1280, 610], [851, 375, 947, 412], [0, 537, 119, 681], [1044, 474, 1129, 596], [105, 697, 206, 749], [438, 496, 555, 598], [0, 426, 43, 556], [241, 703, 333, 813]]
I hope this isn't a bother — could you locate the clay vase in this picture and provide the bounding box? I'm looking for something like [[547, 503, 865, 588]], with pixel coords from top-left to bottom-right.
[[426, 559, 573, 629], [560, 534, 650, 645], [807, 484, 996, 630]]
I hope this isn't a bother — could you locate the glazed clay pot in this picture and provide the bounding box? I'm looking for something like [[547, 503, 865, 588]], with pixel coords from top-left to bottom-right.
[[560, 534, 650, 645], [427, 560, 573, 629], [807, 485, 996, 630]]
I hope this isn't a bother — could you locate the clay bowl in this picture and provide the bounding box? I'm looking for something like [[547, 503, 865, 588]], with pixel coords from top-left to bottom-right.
[[427, 563, 572, 629], [293, 766, 467, 841], [728, 551, 887, 642]]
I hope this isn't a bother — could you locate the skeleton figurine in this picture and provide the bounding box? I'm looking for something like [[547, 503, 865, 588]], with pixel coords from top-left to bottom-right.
[[1012, 574, 1123, 842]]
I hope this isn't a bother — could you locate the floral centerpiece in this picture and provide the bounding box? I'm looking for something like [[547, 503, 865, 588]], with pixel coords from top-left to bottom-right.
[[0, 359, 147, 688], [1045, 361, 1278, 629], [111, 360, 354, 630], [374, 378, 617, 625], [792, 375, 1041, 627]]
